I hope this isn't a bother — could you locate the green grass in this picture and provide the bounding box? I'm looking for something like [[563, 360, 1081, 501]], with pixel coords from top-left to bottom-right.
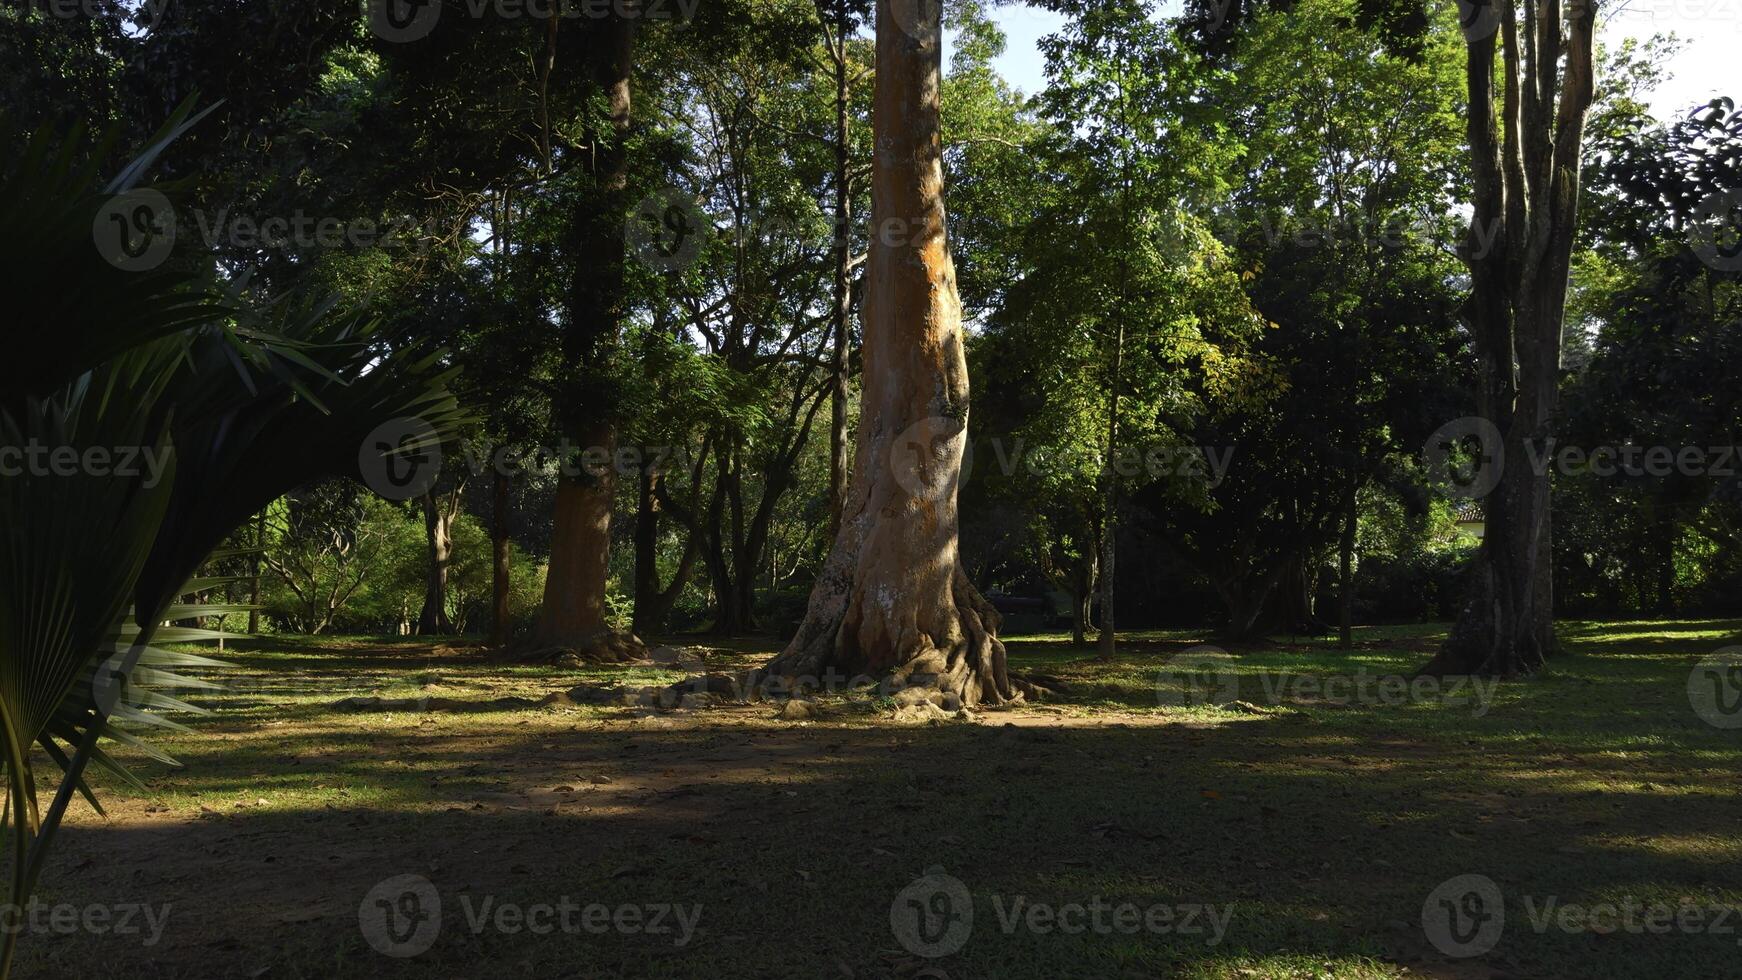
[[15, 620, 1742, 979]]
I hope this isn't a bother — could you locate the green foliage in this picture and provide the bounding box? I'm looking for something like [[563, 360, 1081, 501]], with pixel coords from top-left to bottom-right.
[[0, 102, 464, 975]]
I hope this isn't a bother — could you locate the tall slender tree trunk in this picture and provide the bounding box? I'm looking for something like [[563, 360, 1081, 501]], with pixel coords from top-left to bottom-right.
[[491, 467, 512, 647], [1425, 0, 1595, 675], [825, 0, 856, 543], [1096, 478, 1118, 660], [762, 0, 1026, 708], [529, 14, 645, 662], [1338, 486, 1357, 649], [417, 486, 459, 635], [247, 509, 264, 634]]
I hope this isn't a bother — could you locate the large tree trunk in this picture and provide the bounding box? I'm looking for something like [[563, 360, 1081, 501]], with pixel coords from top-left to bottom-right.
[[1423, 0, 1595, 676], [761, 0, 1020, 709], [528, 14, 645, 663]]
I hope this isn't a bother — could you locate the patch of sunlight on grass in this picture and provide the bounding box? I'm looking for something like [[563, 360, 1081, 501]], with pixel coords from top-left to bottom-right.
[[1182, 953, 1408, 979]]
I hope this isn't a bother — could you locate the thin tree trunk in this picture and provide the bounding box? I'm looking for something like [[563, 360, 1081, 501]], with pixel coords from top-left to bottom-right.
[[826, 0, 855, 543], [1096, 477, 1118, 660], [1338, 486, 1357, 649], [416, 487, 457, 635], [491, 467, 512, 647], [633, 458, 704, 636], [248, 509, 264, 634], [762, 0, 1028, 708]]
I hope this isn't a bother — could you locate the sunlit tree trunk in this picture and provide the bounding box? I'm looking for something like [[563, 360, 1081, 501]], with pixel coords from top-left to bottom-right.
[[763, 0, 1021, 707]]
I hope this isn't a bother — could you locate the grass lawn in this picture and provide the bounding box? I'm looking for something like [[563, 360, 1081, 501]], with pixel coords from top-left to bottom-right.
[[17, 620, 1742, 979]]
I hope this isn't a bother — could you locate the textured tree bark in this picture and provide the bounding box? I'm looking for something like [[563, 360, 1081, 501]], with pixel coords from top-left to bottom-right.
[[529, 14, 646, 663], [761, 0, 1020, 708], [1095, 481, 1117, 659], [416, 484, 462, 635], [825, 0, 856, 544], [1423, 0, 1595, 676]]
